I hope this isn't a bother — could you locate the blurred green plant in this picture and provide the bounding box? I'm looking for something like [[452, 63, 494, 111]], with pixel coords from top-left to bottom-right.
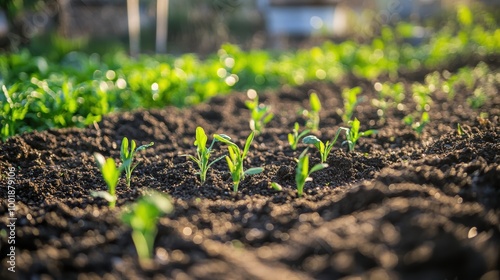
[[0, 5, 499, 140], [338, 86, 363, 124], [288, 122, 310, 150], [304, 92, 321, 132], [92, 153, 122, 208], [245, 90, 274, 134], [122, 191, 173, 266]]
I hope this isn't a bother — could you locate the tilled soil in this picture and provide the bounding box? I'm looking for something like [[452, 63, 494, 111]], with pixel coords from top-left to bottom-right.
[[1, 66, 499, 279]]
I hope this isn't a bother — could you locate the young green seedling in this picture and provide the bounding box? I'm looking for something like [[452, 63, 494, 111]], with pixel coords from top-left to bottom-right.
[[306, 92, 321, 131], [296, 149, 328, 197], [302, 128, 345, 163], [288, 122, 310, 150], [120, 137, 154, 188], [457, 123, 464, 136], [404, 112, 429, 136], [92, 153, 122, 208], [343, 118, 377, 152], [121, 191, 173, 267], [245, 91, 274, 134], [213, 132, 263, 193], [339, 86, 362, 124], [182, 126, 229, 183]]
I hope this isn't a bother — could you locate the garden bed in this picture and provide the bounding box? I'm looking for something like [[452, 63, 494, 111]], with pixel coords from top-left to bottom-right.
[[1, 65, 499, 279]]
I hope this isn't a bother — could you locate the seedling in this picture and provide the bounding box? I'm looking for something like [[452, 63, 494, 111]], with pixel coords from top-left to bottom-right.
[[121, 191, 173, 266], [295, 149, 328, 197], [213, 132, 263, 193], [120, 137, 154, 188], [288, 122, 310, 150], [306, 92, 321, 131], [182, 126, 229, 183], [245, 90, 274, 134], [302, 128, 345, 163], [343, 118, 377, 152], [339, 86, 362, 123], [457, 123, 464, 136], [92, 153, 122, 208], [372, 82, 405, 121], [404, 112, 429, 136], [411, 83, 432, 112]]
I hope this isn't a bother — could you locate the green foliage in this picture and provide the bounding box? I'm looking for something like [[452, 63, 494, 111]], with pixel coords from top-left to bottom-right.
[[92, 153, 122, 208], [295, 149, 328, 198], [339, 87, 362, 124], [1, 6, 500, 140], [213, 132, 263, 193], [288, 122, 310, 150], [245, 91, 274, 134], [343, 118, 377, 152], [302, 128, 345, 163], [1, 85, 30, 140], [306, 92, 321, 131], [183, 127, 228, 183], [120, 137, 154, 188], [371, 82, 405, 121], [121, 191, 173, 264]]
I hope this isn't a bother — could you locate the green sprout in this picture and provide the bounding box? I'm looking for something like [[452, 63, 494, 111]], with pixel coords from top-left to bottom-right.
[[121, 191, 173, 266], [457, 123, 464, 136], [245, 90, 274, 134], [296, 149, 328, 197], [343, 118, 377, 152], [302, 128, 345, 163], [339, 86, 363, 124], [120, 137, 154, 188], [182, 126, 229, 183], [288, 122, 310, 150], [270, 182, 283, 192], [213, 132, 263, 193], [306, 92, 321, 131], [92, 153, 122, 208], [404, 112, 429, 136]]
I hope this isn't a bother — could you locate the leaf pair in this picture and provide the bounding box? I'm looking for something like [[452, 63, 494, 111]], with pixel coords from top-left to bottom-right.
[[295, 149, 328, 197], [302, 127, 345, 163], [343, 118, 377, 152], [214, 131, 263, 193], [288, 122, 310, 150]]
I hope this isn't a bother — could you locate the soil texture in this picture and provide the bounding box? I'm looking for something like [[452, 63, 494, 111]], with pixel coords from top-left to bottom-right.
[[1, 64, 500, 279]]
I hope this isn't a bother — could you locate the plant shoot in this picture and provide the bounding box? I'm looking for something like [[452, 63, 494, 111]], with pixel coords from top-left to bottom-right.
[[120, 137, 154, 188], [214, 132, 263, 193]]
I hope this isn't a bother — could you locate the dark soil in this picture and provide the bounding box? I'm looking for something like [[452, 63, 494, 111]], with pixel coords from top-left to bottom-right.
[[1, 65, 499, 279]]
